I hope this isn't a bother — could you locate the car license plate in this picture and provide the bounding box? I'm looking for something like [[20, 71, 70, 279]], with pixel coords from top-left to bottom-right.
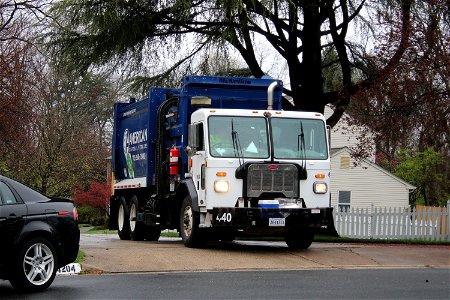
[[269, 218, 285, 227]]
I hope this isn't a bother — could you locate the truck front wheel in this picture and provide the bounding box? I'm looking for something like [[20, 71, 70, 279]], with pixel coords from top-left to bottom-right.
[[284, 229, 314, 249], [117, 197, 131, 240], [180, 196, 203, 248]]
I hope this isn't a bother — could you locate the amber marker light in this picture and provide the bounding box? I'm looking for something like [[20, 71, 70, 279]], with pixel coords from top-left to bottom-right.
[[189, 158, 193, 167], [216, 172, 227, 177], [315, 173, 326, 179], [210, 110, 216, 113]]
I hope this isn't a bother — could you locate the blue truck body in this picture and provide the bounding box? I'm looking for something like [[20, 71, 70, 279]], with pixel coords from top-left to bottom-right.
[[112, 76, 282, 186]]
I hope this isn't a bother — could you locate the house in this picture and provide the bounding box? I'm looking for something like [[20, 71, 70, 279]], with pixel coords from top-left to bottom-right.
[[324, 106, 415, 209], [330, 147, 415, 210]]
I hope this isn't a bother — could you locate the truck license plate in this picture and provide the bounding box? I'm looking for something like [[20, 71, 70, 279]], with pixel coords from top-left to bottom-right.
[[269, 218, 285, 227]]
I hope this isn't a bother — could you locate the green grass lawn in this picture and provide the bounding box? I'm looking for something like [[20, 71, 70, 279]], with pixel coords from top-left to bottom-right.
[[75, 250, 85, 264]]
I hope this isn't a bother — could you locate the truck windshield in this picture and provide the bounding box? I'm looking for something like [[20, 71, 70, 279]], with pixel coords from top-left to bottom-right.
[[271, 118, 328, 160], [208, 116, 269, 158]]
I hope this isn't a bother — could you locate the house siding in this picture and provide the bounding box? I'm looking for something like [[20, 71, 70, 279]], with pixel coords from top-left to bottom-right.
[[330, 149, 411, 209], [325, 106, 375, 162]]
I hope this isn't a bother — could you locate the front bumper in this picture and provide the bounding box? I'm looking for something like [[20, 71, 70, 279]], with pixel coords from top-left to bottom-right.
[[211, 207, 336, 234]]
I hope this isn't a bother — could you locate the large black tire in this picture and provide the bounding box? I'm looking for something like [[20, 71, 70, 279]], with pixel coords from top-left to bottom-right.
[[9, 237, 58, 292], [129, 195, 145, 241], [284, 229, 314, 249], [117, 197, 131, 240], [179, 196, 204, 248], [145, 226, 161, 241]]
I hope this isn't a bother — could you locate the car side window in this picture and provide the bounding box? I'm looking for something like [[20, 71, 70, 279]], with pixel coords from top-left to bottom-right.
[[0, 181, 18, 205]]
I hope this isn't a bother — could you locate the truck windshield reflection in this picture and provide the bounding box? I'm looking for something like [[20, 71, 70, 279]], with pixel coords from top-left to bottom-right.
[[208, 116, 328, 160], [208, 116, 269, 158]]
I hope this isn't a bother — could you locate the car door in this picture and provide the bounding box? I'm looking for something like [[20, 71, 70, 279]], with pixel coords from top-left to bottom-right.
[[0, 181, 27, 261]]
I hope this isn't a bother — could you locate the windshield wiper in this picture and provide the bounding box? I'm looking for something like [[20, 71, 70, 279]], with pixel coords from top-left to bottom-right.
[[297, 122, 306, 172], [231, 119, 244, 165]]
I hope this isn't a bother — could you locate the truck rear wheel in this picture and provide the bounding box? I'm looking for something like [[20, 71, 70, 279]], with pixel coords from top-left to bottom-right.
[[180, 196, 203, 248], [129, 195, 145, 241], [117, 197, 131, 240], [284, 229, 314, 249]]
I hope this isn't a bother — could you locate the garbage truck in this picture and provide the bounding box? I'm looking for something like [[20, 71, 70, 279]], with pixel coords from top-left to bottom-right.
[[109, 75, 335, 248]]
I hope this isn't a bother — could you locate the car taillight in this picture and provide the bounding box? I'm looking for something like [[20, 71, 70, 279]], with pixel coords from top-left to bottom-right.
[[73, 207, 79, 221]]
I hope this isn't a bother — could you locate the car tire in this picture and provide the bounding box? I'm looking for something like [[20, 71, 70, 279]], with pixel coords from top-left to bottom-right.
[[284, 229, 314, 249], [129, 195, 144, 241], [180, 196, 204, 248], [117, 197, 131, 240], [9, 237, 58, 292]]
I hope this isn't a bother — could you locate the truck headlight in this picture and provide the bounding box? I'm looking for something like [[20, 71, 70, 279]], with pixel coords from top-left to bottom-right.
[[313, 182, 327, 194], [214, 180, 229, 193]]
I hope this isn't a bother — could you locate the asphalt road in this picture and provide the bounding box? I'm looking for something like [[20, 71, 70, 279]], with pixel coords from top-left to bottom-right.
[[1, 269, 449, 299]]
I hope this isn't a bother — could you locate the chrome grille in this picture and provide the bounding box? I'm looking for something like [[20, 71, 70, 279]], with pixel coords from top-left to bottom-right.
[[247, 164, 298, 198]]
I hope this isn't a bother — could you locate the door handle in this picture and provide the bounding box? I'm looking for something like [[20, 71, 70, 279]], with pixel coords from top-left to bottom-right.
[[7, 214, 19, 220]]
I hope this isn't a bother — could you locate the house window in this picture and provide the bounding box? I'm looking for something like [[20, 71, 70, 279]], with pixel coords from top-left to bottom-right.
[[340, 156, 350, 169], [338, 191, 351, 212]]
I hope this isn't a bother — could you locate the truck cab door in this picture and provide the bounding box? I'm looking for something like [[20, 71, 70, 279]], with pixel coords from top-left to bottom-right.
[[191, 152, 206, 206], [188, 123, 206, 208]]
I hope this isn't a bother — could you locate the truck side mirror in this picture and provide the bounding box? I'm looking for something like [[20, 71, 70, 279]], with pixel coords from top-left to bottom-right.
[[188, 123, 204, 151]]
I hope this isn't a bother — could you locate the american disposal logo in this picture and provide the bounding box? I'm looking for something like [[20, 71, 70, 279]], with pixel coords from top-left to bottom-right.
[[123, 128, 148, 153]]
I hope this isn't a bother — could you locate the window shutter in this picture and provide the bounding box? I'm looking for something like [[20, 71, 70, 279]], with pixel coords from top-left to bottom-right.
[[340, 156, 350, 169]]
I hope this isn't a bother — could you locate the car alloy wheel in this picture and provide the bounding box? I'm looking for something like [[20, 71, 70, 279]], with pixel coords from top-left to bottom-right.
[[9, 237, 58, 291], [22, 242, 55, 286]]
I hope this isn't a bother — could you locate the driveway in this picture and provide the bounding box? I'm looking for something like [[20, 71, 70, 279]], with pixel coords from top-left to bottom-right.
[[79, 234, 450, 274]]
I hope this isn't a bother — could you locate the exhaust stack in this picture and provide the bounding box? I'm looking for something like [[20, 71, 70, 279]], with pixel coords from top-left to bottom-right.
[[267, 81, 278, 110]]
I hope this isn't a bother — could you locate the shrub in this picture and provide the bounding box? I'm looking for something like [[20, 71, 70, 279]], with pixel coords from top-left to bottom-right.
[[73, 181, 110, 211], [77, 205, 108, 227]]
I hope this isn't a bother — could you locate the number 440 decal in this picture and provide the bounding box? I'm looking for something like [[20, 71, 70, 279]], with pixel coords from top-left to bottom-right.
[[216, 212, 232, 223]]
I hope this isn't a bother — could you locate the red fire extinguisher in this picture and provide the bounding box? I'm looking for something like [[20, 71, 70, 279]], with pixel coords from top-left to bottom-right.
[[169, 146, 179, 175]]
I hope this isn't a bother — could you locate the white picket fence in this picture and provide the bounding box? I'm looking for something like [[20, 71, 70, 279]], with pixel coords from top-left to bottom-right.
[[333, 201, 450, 242]]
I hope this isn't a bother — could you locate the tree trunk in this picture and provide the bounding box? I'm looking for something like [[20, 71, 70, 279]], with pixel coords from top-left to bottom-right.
[[294, 1, 325, 114]]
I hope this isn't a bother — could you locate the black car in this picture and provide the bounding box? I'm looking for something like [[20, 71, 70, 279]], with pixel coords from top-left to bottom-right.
[[0, 174, 80, 291]]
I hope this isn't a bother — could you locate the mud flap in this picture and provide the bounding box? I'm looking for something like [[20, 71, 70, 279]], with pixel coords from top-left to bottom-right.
[[315, 208, 339, 237]]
